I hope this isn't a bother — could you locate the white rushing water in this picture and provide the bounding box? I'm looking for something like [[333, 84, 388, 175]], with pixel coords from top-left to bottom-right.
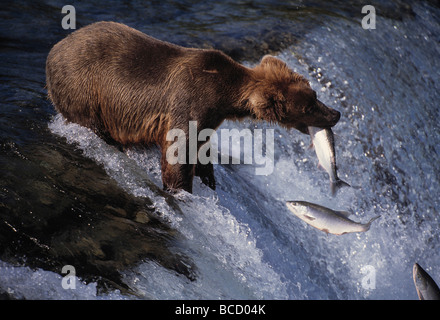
[[2, 2, 439, 300]]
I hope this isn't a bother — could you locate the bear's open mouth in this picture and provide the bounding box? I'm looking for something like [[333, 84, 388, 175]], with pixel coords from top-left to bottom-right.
[[297, 123, 309, 134]]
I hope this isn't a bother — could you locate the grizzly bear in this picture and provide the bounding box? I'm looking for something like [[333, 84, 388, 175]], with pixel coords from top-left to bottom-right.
[[46, 21, 340, 193]]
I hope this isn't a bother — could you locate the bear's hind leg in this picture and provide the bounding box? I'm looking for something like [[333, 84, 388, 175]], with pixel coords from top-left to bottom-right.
[[160, 154, 194, 193]]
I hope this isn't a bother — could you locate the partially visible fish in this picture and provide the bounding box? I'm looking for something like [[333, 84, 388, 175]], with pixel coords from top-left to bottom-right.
[[286, 200, 380, 235], [413, 263, 440, 300], [308, 126, 350, 196]]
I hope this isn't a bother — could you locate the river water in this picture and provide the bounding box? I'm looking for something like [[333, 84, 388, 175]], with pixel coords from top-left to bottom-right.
[[1, 0, 439, 299]]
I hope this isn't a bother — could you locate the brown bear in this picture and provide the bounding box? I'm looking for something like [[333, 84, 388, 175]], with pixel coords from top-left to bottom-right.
[[46, 21, 340, 193]]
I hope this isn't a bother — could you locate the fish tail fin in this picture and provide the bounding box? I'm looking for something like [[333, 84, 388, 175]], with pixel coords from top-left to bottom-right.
[[330, 179, 351, 196], [363, 215, 381, 231]]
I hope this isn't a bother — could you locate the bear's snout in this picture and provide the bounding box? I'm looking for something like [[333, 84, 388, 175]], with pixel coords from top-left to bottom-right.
[[317, 100, 340, 127], [328, 107, 341, 126]]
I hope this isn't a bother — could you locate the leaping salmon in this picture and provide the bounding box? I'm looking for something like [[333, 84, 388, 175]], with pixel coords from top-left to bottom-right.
[[308, 126, 350, 196], [413, 263, 440, 300], [286, 200, 380, 235]]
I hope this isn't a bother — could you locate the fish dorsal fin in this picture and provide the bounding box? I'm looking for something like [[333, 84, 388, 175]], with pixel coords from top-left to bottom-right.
[[335, 210, 351, 218]]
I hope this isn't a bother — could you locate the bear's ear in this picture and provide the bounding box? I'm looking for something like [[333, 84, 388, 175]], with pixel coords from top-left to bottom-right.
[[249, 87, 286, 122], [260, 55, 288, 69]]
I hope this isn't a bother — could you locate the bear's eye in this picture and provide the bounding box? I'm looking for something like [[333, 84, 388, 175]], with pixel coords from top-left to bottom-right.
[[307, 103, 317, 112], [302, 104, 314, 113]]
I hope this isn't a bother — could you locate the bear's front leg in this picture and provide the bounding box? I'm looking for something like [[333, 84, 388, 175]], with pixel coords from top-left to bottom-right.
[[195, 162, 216, 190], [194, 139, 216, 190]]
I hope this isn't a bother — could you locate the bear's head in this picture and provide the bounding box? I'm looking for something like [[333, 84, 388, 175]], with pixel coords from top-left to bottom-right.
[[248, 55, 340, 134]]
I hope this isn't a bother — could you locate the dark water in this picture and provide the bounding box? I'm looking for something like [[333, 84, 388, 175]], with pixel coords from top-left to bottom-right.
[[1, 0, 440, 299]]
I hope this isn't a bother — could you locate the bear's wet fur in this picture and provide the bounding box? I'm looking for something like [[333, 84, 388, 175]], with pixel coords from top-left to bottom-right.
[[46, 21, 340, 193]]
